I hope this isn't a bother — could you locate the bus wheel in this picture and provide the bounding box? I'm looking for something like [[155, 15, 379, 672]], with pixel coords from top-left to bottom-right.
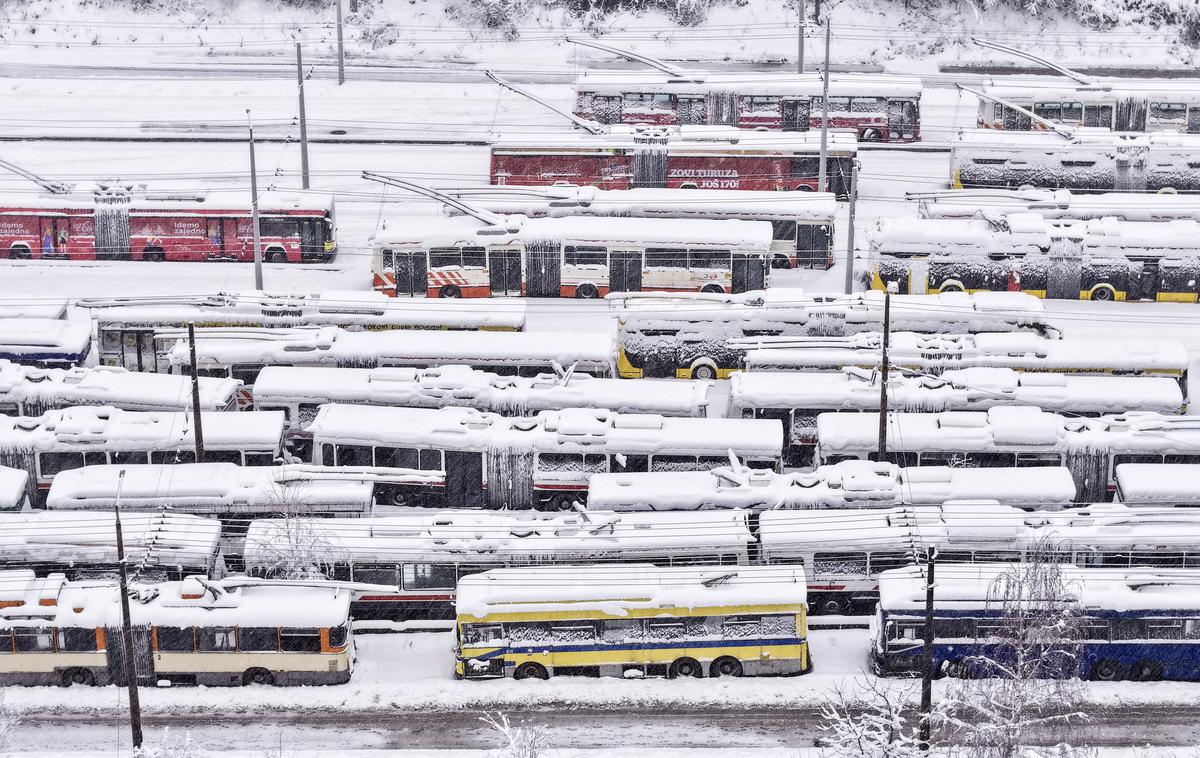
[[243, 667, 276, 686], [862, 128, 883, 142], [267, 249, 288, 263], [143, 248, 165, 262], [1090, 285, 1115, 302], [771, 255, 793, 270], [944, 659, 971, 679], [1130, 659, 1163, 681], [700, 284, 725, 294], [939, 282, 964, 294], [820, 597, 852, 615], [691, 363, 717, 381], [439, 285, 462, 299], [8, 246, 30, 259], [1089, 659, 1124, 681], [576, 283, 599, 299], [513, 662, 549, 681], [61, 668, 95, 687], [710, 657, 743, 678], [553, 494, 578, 511], [668, 657, 703, 679]]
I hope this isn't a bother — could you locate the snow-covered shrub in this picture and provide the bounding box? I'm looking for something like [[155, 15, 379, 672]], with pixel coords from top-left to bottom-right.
[[481, 712, 552, 758], [819, 677, 930, 757], [136, 729, 205, 758], [0, 696, 20, 756]]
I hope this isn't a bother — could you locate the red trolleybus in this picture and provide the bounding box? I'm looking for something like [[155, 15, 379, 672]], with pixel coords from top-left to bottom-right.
[[0, 191, 336, 263], [575, 72, 922, 142], [489, 126, 858, 198]]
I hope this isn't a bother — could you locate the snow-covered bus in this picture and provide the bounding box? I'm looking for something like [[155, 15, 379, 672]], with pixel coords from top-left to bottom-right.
[[977, 80, 1200, 134], [308, 405, 783, 510], [615, 290, 1060, 380], [0, 407, 287, 504], [574, 71, 922, 142], [0, 318, 92, 368], [586, 460, 1077, 512], [743, 333, 1190, 400], [815, 407, 1200, 502], [730, 367, 1185, 466], [455, 564, 810, 680], [0, 572, 353, 687], [441, 186, 838, 270], [244, 510, 753, 620], [874, 564, 1200, 681], [0, 360, 240, 416], [1113, 463, 1200, 507], [0, 299, 69, 320], [371, 214, 772, 299], [80, 291, 526, 374], [914, 189, 1200, 223]]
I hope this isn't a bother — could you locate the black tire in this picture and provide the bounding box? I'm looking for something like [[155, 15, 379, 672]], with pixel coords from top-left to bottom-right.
[[939, 283, 964, 294], [771, 255, 794, 270], [796, 185, 814, 192], [1089, 659, 1124, 681], [1130, 659, 1163, 682], [862, 128, 883, 142], [61, 668, 95, 687], [553, 493, 578, 511], [691, 364, 717, 381], [700, 284, 724, 294], [243, 668, 275, 686], [819, 596, 852, 615], [1091, 286, 1115, 302], [710, 657, 743, 678], [668, 657, 703, 679], [267, 249, 288, 263], [575, 283, 599, 299], [143, 248, 165, 262], [513, 662, 549, 681], [944, 659, 970, 679], [8, 246, 30, 259], [439, 285, 462, 299]]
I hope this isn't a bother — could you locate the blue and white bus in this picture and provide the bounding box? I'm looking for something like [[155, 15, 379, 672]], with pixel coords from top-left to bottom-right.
[[874, 564, 1200, 682]]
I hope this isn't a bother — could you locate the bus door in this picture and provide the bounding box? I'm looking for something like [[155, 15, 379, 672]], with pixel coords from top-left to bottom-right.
[[114, 329, 160, 372], [445, 451, 485, 508], [781, 99, 810, 132], [1139, 260, 1160, 301], [206, 219, 224, 258], [732, 253, 767, 293], [677, 96, 706, 125], [388, 251, 428, 296], [38, 218, 66, 257], [489, 248, 522, 296], [1115, 98, 1147, 132], [888, 99, 919, 141], [609, 250, 643, 292], [106, 624, 155, 685], [299, 218, 321, 258], [525, 242, 562, 298], [795, 223, 831, 268]]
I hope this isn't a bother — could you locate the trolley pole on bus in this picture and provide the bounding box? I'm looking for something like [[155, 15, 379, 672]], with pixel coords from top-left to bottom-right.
[[113, 470, 143, 751], [247, 110, 264, 290], [919, 546, 937, 751], [336, 0, 346, 85], [876, 289, 890, 459], [843, 159, 858, 295], [797, 0, 805, 74], [187, 322, 206, 463], [817, 22, 831, 192], [296, 43, 311, 190]]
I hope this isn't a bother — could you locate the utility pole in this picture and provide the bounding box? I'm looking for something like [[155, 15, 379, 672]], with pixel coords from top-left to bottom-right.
[[187, 322, 206, 463], [843, 159, 858, 295], [876, 289, 890, 459], [336, 0, 346, 86], [296, 43, 311, 190], [114, 470, 143, 751], [919, 546, 938, 750], [247, 110, 263, 291], [817, 22, 831, 193], [797, 0, 805, 74]]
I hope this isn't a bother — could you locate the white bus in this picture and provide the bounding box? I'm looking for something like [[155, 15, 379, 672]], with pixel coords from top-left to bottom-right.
[[0, 572, 352, 687], [243, 509, 753, 620], [586, 460, 1077, 512], [252, 364, 710, 458], [914, 189, 1200, 223], [977, 80, 1200, 134], [743, 332, 1190, 400], [80, 291, 526, 373], [371, 214, 772, 299], [0, 318, 92, 369], [0, 407, 287, 504], [616, 290, 1059, 380], [441, 186, 837, 270], [0, 360, 240, 416], [729, 367, 1185, 466], [815, 407, 1200, 502], [308, 405, 783, 510]]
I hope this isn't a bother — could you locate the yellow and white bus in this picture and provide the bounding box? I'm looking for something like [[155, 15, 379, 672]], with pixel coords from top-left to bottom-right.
[[454, 564, 809, 680], [0, 571, 353, 687]]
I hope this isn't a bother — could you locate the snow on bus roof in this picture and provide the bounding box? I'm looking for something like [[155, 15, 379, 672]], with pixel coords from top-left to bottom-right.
[[0, 190, 333, 214], [953, 129, 1200, 148], [370, 214, 775, 250], [0, 319, 91, 354], [0, 300, 68, 320], [166, 327, 614, 370], [728, 367, 1184, 415], [982, 79, 1200, 100], [575, 70, 923, 97], [244, 510, 752, 569], [816, 408, 1200, 456], [45, 463, 379, 513], [0, 466, 27, 510], [252, 365, 710, 418], [307, 405, 783, 459], [456, 563, 807, 618], [0, 511, 220, 568], [586, 461, 1076, 511], [872, 215, 1200, 252], [1114, 464, 1200, 505], [0, 407, 284, 453], [0, 572, 350, 629], [492, 125, 859, 153], [0, 361, 240, 412], [920, 189, 1200, 223], [877, 563, 1200, 612]]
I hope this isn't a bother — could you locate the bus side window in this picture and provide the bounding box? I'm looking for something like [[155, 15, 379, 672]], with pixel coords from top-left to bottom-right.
[[244, 452, 276, 466], [812, 552, 868, 576], [198, 627, 237, 652], [771, 220, 797, 243], [602, 618, 643, 641], [237, 628, 279, 652], [612, 454, 649, 473], [722, 616, 761, 637], [38, 451, 85, 477], [280, 628, 322, 653], [0, 630, 11, 653], [462, 623, 504, 644], [403, 563, 457, 590], [156, 627, 195, 652], [334, 444, 374, 467], [151, 450, 198, 465], [13, 628, 54, 652]]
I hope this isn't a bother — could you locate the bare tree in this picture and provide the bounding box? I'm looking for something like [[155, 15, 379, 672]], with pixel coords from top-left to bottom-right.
[[0, 696, 21, 757], [819, 676, 931, 758], [250, 484, 345, 580], [481, 712, 552, 758]]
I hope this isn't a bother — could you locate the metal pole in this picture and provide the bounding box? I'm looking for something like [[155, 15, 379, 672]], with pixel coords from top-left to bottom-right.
[[797, 0, 805, 74], [919, 546, 937, 750], [187, 322, 206, 463], [336, 0, 346, 86], [247, 110, 263, 291], [296, 43, 311, 190], [817, 22, 831, 192], [843, 159, 858, 294], [114, 471, 143, 750], [876, 289, 890, 459]]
